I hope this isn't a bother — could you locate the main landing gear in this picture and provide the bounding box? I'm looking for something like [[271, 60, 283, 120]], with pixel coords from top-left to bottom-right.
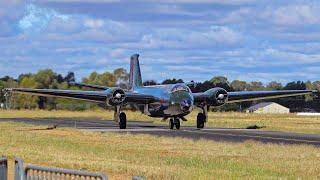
[[197, 105, 208, 129], [119, 112, 127, 129], [197, 113, 205, 128], [114, 106, 127, 129], [169, 118, 181, 130]]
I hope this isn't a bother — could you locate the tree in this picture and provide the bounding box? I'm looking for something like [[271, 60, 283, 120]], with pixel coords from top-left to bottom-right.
[[230, 80, 247, 91], [190, 81, 215, 93], [266, 81, 282, 90], [283, 81, 306, 90], [34, 69, 59, 109], [18, 73, 33, 83], [35, 69, 58, 89], [143, 80, 157, 86], [57, 74, 64, 83], [312, 81, 320, 90], [113, 68, 129, 84], [99, 72, 115, 86], [0, 76, 13, 82], [305, 81, 314, 102], [63, 72, 75, 83], [161, 78, 183, 84], [210, 76, 228, 85], [83, 72, 99, 84], [82, 71, 116, 87], [210, 76, 232, 91], [247, 81, 264, 91], [16, 76, 38, 109]]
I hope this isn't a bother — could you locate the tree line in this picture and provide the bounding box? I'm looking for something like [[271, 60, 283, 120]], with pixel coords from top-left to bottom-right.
[[0, 69, 319, 112]]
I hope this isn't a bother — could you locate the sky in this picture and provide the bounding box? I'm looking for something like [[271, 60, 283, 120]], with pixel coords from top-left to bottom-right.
[[0, 0, 320, 84]]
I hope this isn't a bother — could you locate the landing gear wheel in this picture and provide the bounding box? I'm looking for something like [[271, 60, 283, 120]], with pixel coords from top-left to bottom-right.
[[197, 113, 206, 129], [169, 119, 174, 129], [119, 112, 127, 129], [174, 118, 180, 130]]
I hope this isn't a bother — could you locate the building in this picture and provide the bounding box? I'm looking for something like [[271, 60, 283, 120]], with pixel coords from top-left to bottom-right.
[[246, 102, 289, 114]]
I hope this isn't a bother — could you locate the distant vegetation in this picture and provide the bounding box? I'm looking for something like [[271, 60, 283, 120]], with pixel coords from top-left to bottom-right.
[[0, 69, 319, 112]]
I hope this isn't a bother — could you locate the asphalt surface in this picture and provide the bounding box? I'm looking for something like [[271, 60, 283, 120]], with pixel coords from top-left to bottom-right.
[[1, 118, 320, 146]]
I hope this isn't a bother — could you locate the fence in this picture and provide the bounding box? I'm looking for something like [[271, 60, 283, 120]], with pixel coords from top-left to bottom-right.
[[15, 158, 107, 180], [1, 158, 144, 180], [15, 158, 25, 180], [0, 157, 7, 180]]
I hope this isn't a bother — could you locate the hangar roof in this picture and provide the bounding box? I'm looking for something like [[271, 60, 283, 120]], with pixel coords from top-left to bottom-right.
[[247, 102, 288, 111]]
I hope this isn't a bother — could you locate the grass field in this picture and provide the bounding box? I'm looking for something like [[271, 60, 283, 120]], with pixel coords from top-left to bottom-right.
[[0, 110, 320, 134], [0, 122, 319, 179]]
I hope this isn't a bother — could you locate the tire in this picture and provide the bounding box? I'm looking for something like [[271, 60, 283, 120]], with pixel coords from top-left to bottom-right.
[[174, 119, 180, 130], [119, 112, 127, 129], [197, 113, 206, 129], [169, 119, 174, 129]]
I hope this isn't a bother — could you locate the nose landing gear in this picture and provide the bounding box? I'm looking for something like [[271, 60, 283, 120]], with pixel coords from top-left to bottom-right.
[[169, 118, 181, 130]]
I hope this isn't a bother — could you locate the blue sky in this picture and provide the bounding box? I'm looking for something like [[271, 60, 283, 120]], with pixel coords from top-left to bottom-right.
[[1, 0, 320, 83]]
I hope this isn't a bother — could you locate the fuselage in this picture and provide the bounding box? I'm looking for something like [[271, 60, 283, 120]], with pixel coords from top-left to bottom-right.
[[132, 84, 194, 117]]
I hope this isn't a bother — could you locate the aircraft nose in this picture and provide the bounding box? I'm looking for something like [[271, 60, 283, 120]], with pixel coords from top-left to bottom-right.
[[180, 99, 192, 112]]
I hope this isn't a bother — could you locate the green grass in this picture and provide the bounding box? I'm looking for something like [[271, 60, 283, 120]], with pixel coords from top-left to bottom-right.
[[0, 110, 320, 134], [0, 122, 319, 179]]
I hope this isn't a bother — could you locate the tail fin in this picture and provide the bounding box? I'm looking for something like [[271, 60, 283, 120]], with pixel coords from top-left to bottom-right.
[[129, 54, 143, 89]]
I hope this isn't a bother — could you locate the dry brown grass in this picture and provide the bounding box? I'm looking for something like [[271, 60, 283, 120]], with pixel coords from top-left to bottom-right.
[[0, 122, 319, 179], [1, 110, 320, 134]]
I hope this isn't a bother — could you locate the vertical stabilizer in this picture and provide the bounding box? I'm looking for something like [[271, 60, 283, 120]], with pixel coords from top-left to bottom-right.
[[129, 54, 143, 89]]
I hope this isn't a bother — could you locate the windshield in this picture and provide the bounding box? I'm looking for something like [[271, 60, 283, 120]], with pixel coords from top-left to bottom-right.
[[170, 85, 190, 93]]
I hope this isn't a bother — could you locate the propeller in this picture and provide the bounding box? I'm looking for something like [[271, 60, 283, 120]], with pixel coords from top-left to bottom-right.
[[115, 93, 122, 99], [106, 88, 126, 106], [217, 93, 225, 100]]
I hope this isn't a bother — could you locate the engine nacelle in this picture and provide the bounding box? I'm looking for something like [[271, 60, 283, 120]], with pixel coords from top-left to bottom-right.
[[106, 88, 126, 106], [204, 87, 228, 106]]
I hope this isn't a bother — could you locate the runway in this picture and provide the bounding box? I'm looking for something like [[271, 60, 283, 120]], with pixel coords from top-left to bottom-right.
[[1, 118, 320, 146]]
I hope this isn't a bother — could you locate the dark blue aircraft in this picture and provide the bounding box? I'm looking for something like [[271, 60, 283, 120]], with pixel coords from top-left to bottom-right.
[[5, 54, 317, 129]]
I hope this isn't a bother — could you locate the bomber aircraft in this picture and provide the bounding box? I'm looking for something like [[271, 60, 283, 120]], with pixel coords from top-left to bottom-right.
[[4, 54, 318, 129]]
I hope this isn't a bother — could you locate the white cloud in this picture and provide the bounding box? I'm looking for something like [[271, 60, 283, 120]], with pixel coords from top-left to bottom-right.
[[19, 4, 69, 32], [109, 48, 126, 58], [143, 0, 256, 5], [262, 48, 320, 64], [1, 1, 320, 83], [84, 19, 105, 29], [0, 0, 26, 36], [193, 26, 242, 45], [0, 0, 25, 18], [234, 71, 320, 84], [151, 4, 199, 16], [33, 0, 120, 3], [16, 4, 141, 43], [219, 8, 251, 24], [263, 4, 320, 26], [125, 26, 242, 50], [34, 0, 256, 5], [47, 18, 82, 33]]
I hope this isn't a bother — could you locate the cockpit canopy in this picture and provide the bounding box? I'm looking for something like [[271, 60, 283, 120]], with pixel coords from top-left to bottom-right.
[[170, 84, 191, 93]]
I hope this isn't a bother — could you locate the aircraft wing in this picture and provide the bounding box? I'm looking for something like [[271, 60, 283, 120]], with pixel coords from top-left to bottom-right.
[[68, 82, 109, 90], [4, 88, 157, 104], [227, 90, 315, 103]]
